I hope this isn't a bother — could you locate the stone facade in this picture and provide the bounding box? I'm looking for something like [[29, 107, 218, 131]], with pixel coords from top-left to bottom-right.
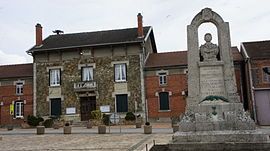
[[34, 44, 149, 120]]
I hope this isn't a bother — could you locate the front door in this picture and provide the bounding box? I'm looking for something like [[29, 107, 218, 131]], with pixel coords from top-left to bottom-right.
[[51, 98, 61, 117], [80, 96, 96, 121]]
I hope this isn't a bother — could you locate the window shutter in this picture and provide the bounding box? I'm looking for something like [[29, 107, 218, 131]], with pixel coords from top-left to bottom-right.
[[13, 103, 16, 118], [125, 64, 127, 81], [22, 102, 24, 116], [49, 69, 51, 86], [59, 70, 62, 85]]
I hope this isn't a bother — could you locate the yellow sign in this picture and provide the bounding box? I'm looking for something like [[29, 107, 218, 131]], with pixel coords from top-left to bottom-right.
[[10, 104, 14, 115]]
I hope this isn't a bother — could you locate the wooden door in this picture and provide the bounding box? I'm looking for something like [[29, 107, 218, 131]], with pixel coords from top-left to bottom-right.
[[80, 96, 96, 121]]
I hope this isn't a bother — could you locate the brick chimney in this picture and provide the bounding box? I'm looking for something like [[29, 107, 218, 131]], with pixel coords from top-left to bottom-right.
[[137, 13, 144, 38], [35, 23, 43, 46]]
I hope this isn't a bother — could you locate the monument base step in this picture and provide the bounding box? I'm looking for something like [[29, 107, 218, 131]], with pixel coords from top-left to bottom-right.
[[155, 142, 270, 151], [172, 130, 269, 143]]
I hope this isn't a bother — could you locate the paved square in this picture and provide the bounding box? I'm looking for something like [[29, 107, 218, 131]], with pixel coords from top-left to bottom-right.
[[0, 125, 173, 151]]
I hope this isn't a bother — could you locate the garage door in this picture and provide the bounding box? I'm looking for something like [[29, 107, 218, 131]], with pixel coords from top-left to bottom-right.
[[254, 90, 270, 125]]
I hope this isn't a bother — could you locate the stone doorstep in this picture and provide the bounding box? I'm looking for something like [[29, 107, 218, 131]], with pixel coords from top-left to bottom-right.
[[167, 142, 270, 151], [172, 130, 270, 143]]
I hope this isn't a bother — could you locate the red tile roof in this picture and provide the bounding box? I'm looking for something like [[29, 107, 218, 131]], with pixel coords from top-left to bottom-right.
[[0, 63, 33, 79], [145, 47, 242, 68], [145, 51, 187, 68], [242, 40, 270, 59]]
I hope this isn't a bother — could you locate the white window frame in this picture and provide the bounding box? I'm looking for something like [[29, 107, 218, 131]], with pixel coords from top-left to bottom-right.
[[82, 66, 94, 81], [15, 101, 24, 118], [159, 72, 167, 85], [16, 82, 24, 95], [114, 64, 127, 82], [50, 69, 61, 86]]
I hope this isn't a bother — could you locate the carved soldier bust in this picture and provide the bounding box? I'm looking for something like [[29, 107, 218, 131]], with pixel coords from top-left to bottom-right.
[[199, 33, 219, 61]]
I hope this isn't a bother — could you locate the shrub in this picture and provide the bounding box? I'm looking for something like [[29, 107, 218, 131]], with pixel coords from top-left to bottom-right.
[[91, 110, 102, 120], [43, 118, 54, 128], [125, 112, 136, 121], [102, 114, 110, 126], [27, 115, 44, 126], [65, 122, 70, 126]]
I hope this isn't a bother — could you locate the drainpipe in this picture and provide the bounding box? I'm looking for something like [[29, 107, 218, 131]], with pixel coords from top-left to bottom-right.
[[247, 58, 257, 123]]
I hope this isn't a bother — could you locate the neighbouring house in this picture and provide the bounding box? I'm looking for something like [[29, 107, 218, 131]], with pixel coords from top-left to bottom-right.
[[145, 51, 187, 121], [26, 14, 157, 121], [0, 63, 33, 126], [241, 40, 270, 125], [144, 47, 245, 121]]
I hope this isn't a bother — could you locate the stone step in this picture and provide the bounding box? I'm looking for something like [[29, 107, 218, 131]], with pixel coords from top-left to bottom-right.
[[167, 142, 270, 151], [172, 130, 269, 143]]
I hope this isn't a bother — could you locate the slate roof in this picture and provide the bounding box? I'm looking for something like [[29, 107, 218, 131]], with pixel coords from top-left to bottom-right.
[[27, 26, 155, 53], [145, 47, 242, 68], [0, 63, 33, 79], [242, 40, 270, 59]]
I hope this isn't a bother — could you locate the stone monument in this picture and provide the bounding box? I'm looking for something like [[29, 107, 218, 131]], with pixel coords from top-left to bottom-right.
[[169, 8, 270, 150]]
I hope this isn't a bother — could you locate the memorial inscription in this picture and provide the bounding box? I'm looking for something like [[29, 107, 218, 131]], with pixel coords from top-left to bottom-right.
[[200, 66, 225, 99]]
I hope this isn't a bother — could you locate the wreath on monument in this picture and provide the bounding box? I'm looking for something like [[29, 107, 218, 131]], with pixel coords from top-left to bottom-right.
[[199, 95, 229, 104]]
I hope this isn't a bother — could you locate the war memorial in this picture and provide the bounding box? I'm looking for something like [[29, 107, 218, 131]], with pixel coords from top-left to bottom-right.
[[156, 8, 270, 151]]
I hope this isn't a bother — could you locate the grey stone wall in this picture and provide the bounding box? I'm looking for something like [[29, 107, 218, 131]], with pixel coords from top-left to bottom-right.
[[35, 50, 142, 117]]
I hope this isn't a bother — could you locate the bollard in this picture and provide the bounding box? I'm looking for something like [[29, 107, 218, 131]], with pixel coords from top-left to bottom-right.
[[63, 126, 72, 134], [36, 126, 45, 135]]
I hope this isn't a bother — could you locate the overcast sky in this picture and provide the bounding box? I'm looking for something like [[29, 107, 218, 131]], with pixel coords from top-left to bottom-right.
[[0, 0, 269, 65]]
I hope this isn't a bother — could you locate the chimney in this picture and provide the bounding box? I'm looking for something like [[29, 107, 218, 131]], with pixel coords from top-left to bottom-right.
[[35, 23, 43, 46], [137, 13, 144, 38]]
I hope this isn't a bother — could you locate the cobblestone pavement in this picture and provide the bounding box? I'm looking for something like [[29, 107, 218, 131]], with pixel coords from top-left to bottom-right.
[[0, 123, 173, 151]]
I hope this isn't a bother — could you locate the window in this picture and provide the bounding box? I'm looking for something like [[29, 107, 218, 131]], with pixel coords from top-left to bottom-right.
[[16, 82, 23, 95], [114, 64, 126, 82], [159, 92, 169, 111], [14, 101, 24, 118], [50, 69, 61, 86], [116, 94, 128, 112], [263, 67, 270, 83], [159, 72, 167, 85], [82, 67, 93, 81]]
